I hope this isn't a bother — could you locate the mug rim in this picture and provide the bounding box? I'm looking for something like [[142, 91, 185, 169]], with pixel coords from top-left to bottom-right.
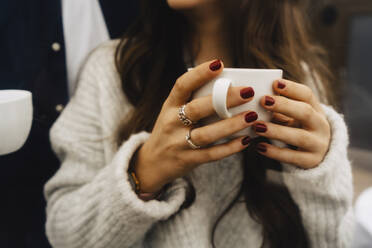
[[0, 90, 32, 104], [187, 67, 283, 72], [218, 68, 282, 72]]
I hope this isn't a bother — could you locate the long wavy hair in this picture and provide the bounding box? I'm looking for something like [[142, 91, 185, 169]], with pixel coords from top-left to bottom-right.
[[115, 0, 335, 247]]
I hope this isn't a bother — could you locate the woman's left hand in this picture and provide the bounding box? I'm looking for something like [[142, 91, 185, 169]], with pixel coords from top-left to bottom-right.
[[252, 79, 331, 169]]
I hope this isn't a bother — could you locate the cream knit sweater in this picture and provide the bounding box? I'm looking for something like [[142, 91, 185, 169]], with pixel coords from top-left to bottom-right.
[[44, 40, 354, 248]]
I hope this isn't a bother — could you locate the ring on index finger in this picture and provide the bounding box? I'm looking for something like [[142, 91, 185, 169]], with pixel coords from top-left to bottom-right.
[[178, 104, 197, 126]]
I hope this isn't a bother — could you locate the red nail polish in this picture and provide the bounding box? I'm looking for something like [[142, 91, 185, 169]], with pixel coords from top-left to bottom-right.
[[240, 87, 254, 99], [242, 136, 251, 145], [209, 59, 221, 71], [254, 123, 267, 132], [245, 112, 258, 123], [256, 143, 267, 152], [265, 96, 275, 106], [278, 81, 286, 89]]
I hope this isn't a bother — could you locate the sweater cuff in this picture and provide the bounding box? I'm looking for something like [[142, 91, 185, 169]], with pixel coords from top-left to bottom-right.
[[281, 103, 350, 184], [112, 131, 188, 220]]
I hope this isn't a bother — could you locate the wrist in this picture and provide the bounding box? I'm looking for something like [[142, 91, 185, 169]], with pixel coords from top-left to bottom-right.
[[137, 186, 168, 201], [128, 144, 167, 194]]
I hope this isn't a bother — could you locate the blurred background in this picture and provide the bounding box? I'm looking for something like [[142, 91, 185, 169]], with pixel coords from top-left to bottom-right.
[[0, 0, 371, 247], [310, 0, 372, 200]]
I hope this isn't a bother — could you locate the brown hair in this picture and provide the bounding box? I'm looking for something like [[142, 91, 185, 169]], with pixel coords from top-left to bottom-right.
[[115, 0, 335, 247]]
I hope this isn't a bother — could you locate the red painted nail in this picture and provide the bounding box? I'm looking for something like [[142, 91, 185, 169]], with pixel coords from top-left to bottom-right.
[[242, 136, 251, 145], [209, 59, 221, 71], [278, 81, 286, 89], [245, 112, 258, 123], [256, 143, 267, 153], [265, 96, 275, 106], [240, 87, 254, 99], [254, 123, 267, 132]]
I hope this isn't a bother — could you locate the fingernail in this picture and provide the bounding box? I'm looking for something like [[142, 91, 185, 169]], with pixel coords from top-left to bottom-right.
[[242, 136, 251, 145], [265, 96, 275, 106], [278, 81, 286, 89], [254, 123, 267, 132], [209, 59, 221, 71], [240, 87, 254, 99], [256, 143, 267, 153], [245, 112, 258, 123]]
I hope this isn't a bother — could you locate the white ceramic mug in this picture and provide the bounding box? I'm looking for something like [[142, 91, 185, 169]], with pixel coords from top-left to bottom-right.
[[191, 68, 286, 148], [0, 90, 33, 155]]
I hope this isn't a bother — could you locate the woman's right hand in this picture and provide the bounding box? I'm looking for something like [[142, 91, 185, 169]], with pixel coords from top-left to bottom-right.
[[133, 60, 258, 193]]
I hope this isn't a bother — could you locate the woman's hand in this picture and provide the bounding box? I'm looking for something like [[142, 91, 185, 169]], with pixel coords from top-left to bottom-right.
[[252, 79, 331, 169], [133, 60, 258, 193]]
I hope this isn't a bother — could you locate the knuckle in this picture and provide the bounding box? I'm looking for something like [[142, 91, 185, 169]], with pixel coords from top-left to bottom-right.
[[297, 132, 311, 148], [161, 114, 176, 134], [162, 122, 174, 135], [277, 96, 289, 107], [200, 150, 214, 163], [307, 155, 322, 168], [301, 103, 315, 120], [291, 155, 303, 167], [231, 115, 246, 130], [194, 130, 211, 145], [190, 129, 202, 144], [318, 113, 329, 129], [163, 141, 178, 156], [229, 140, 241, 154], [296, 152, 322, 169], [185, 102, 199, 120], [302, 85, 314, 102], [206, 149, 216, 161], [174, 78, 186, 93], [194, 67, 208, 81], [294, 155, 316, 169], [318, 138, 329, 153]]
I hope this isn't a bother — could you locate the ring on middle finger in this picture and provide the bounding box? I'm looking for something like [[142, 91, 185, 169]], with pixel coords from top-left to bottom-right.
[[178, 104, 197, 126]]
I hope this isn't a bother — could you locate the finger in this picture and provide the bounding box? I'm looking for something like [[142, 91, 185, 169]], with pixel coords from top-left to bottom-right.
[[273, 79, 323, 114], [188, 135, 251, 165], [255, 142, 322, 169], [271, 113, 291, 125], [252, 121, 327, 152], [168, 59, 224, 106], [260, 95, 322, 129], [185, 86, 254, 122], [189, 111, 258, 147], [271, 113, 300, 128]]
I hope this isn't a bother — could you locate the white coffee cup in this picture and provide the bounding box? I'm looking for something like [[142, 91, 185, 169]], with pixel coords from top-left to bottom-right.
[[0, 90, 33, 155], [191, 68, 286, 148]]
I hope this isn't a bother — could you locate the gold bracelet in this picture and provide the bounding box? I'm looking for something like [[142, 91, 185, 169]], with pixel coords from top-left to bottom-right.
[[128, 145, 143, 194], [128, 146, 165, 200], [129, 171, 141, 194]]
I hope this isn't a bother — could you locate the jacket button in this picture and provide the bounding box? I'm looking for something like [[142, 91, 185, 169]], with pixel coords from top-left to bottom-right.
[[55, 104, 64, 113], [52, 42, 61, 52]]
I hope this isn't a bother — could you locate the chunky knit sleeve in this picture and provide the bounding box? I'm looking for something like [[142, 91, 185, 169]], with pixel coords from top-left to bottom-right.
[[44, 42, 187, 248], [281, 103, 354, 247]]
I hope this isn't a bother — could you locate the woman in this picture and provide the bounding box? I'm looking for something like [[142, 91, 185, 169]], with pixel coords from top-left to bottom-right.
[[44, 0, 353, 247]]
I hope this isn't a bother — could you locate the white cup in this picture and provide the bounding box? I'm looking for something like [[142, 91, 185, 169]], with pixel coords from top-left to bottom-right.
[[0, 90, 33, 155], [191, 68, 286, 148]]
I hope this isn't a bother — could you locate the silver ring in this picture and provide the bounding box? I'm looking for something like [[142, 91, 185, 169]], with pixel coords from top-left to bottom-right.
[[178, 104, 196, 126], [186, 127, 201, 149]]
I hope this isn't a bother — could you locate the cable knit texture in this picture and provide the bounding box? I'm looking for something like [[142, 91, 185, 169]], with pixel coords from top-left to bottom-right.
[[44, 40, 354, 248]]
